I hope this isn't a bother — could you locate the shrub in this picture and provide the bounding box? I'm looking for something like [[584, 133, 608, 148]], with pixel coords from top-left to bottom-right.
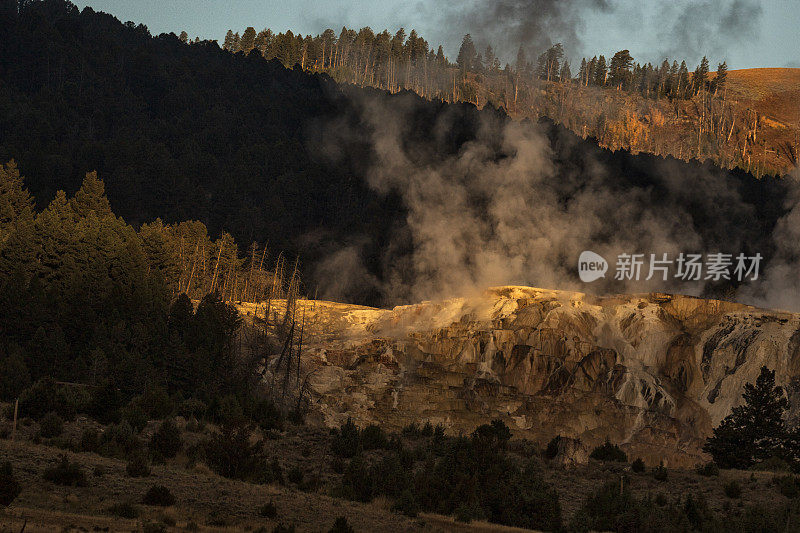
[[142, 485, 176, 506], [126, 452, 151, 477], [19, 379, 78, 420], [214, 395, 245, 427], [653, 462, 668, 481], [107, 501, 139, 518], [328, 516, 354, 533], [150, 418, 182, 458], [545, 435, 562, 459], [360, 424, 388, 450], [0, 461, 21, 507], [724, 480, 742, 498], [392, 489, 419, 517], [135, 387, 174, 420], [80, 429, 100, 453], [38, 411, 64, 438], [141, 522, 166, 533], [273, 524, 296, 533], [631, 458, 645, 473], [97, 421, 141, 458], [696, 462, 720, 476], [402, 422, 421, 436], [249, 397, 284, 432], [454, 503, 484, 523], [179, 398, 207, 419], [330, 457, 345, 474], [259, 500, 278, 518], [774, 475, 800, 498], [120, 403, 148, 433], [287, 465, 303, 485], [472, 420, 511, 448], [331, 418, 361, 458], [589, 438, 627, 462], [203, 426, 265, 481], [43, 456, 87, 486], [337, 456, 373, 502]]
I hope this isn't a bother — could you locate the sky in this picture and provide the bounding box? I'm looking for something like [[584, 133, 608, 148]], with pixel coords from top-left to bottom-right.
[[71, 0, 800, 70]]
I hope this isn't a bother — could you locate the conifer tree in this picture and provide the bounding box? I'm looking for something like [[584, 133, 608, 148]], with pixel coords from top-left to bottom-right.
[[704, 366, 790, 468], [456, 34, 477, 73], [239, 27, 256, 53], [714, 61, 728, 95], [594, 55, 607, 86]]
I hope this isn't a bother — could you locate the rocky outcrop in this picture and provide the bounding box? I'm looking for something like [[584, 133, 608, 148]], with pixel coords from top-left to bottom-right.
[[239, 286, 800, 467]]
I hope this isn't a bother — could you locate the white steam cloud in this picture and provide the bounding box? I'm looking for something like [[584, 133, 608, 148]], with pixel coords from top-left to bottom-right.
[[316, 92, 800, 311]]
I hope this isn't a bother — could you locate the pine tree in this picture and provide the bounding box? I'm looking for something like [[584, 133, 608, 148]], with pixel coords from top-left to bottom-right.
[[698, 55, 710, 90], [223, 29, 236, 52], [578, 58, 588, 86], [0, 161, 34, 249], [240, 27, 256, 54], [714, 61, 728, 95], [456, 34, 476, 72], [594, 55, 607, 86], [608, 49, 633, 89], [559, 61, 571, 82], [704, 366, 790, 468], [178, 31, 188, 43]]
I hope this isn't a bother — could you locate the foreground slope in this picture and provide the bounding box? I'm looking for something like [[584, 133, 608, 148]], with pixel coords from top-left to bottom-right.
[[244, 286, 800, 466]]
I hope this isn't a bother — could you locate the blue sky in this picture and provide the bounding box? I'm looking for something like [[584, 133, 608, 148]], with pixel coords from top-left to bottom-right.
[[72, 0, 800, 70]]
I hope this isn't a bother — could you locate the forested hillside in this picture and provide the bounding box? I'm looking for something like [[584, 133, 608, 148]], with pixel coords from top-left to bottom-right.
[[0, 0, 793, 307], [219, 24, 798, 176]]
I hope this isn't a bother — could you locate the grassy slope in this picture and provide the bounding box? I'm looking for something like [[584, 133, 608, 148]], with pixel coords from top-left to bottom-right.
[[1, 416, 796, 532]]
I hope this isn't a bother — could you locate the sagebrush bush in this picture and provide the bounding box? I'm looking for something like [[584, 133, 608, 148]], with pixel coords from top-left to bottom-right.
[[43, 456, 87, 486], [287, 465, 303, 485], [695, 462, 720, 476], [589, 438, 627, 462], [774, 475, 800, 498], [39, 411, 64, 438], [545, 435, 562, 459], [107, 501, 139, 518], [631, 458, 646, 473], [259, 500, 278, 518], [328, 516, 354, 533], [724, 480, 742, 498], [150, 418, 182, 458], [126, 452, 151, 477], [142, 485, 175, 506], [0, 461, 21, 507], [360, 424, 388, 450], [392, 489, 419, 517], [653, 462, 668, 481], [331, 418, 361, 458]]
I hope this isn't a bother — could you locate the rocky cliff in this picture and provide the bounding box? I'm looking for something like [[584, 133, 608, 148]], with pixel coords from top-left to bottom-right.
[[239, 286, 800, 467]]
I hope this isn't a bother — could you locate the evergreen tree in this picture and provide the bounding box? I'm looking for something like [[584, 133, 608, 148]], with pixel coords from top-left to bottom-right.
[[222, 29, 236, 51], [714, 61, 728, 95], [704, 366, 790, 468], [516, 45, 527, 76], [0, 161, 34, 249], [456, 34, 477, 72], [698, 55, 710, 90], [239, 27, 257, 54], [178, 31, 188, 43], [559, 61, 571, 82], [608, 49, 634, 89], [578, 58, 588, 86], [594, 55, 607, 86]]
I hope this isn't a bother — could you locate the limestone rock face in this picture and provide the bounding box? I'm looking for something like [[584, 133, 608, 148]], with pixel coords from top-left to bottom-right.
[[239, 286, 800, 467]]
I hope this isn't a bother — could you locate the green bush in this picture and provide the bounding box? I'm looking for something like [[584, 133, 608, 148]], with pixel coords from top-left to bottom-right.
[[360, 424, 388, 450], [107, 501, 139, 518], [273, 524, 296, 533], [150, 418, 182, 458], [471, 420, 511, 448], [120, 403, 148, 432], [724, 480, 742, 498], [203, 426, 265, 481], [544, 435, 562, 459], [589, 438, 627, 462], [392, 489, 418, 517], [19, 379, 78, 421], [696, 462, 720, 476], [0, 461, 21, 507], [80, 429, 100, 453], [126, 452, 151, 477], [97, 421, 141, 458], [631, 458, 645, 473], [248, 397, 284, 432], [259, 500, 278, 518], [287, 465, 303, 485], [328, 516, 354, 533], [774, 475, 800, 498], [179, 398, 207, 420], [331, 418, 361, 458], [653, 462, 668, 481], [43, 456, 87, 486], [39, 411, 64, 438], [142, 485, 175, 506]]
